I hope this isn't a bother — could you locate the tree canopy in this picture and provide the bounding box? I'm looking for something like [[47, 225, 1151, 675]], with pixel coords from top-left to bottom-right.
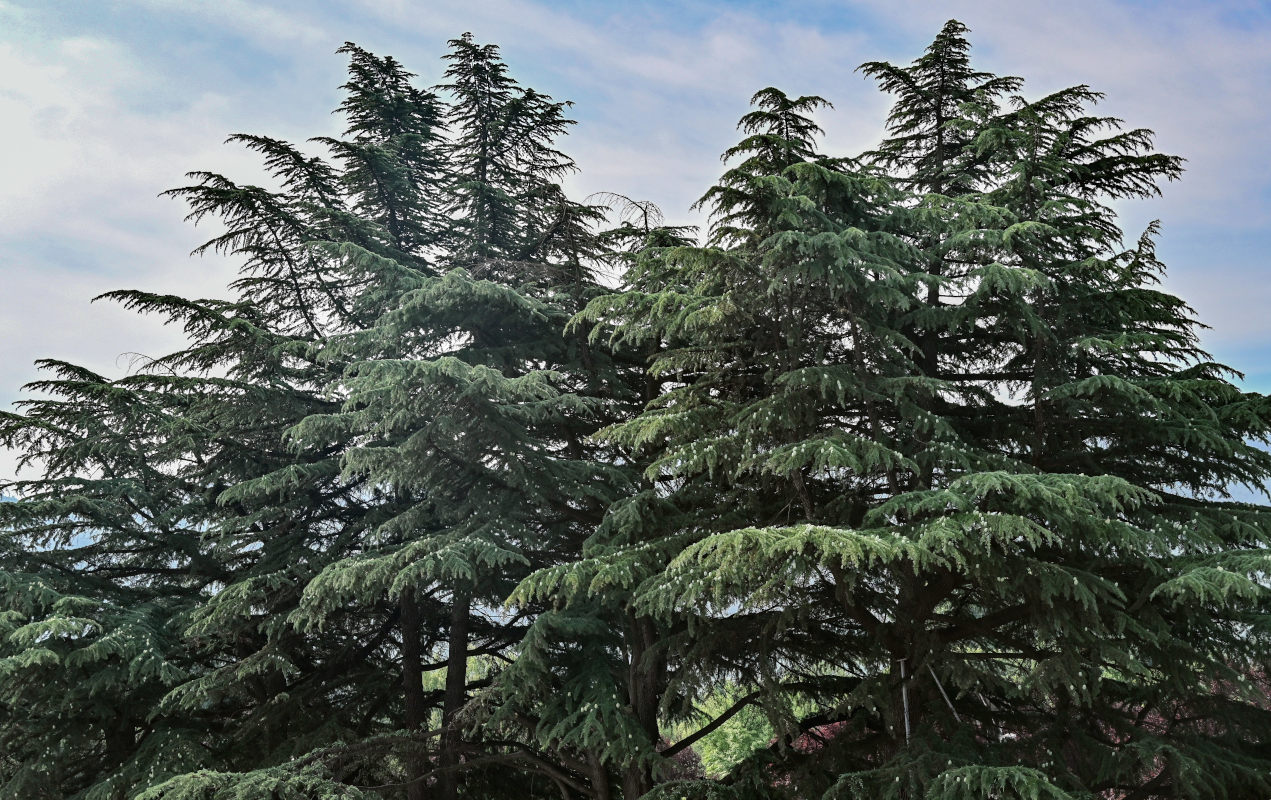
[[2, 20, 1270, 800]]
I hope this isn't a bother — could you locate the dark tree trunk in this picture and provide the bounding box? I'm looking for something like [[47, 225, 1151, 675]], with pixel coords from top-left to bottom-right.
[[401, 587, 429, 800], [438, 588, 471, 800], [590, 752, 614, 800], [622, 613, 664, 799]]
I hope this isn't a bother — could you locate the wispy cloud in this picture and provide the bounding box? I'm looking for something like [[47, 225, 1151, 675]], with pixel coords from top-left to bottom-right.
[[0, 18, 260, 478]]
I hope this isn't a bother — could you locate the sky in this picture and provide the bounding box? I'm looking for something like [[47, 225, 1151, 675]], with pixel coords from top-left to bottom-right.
[[2, 0, 1271, 482]]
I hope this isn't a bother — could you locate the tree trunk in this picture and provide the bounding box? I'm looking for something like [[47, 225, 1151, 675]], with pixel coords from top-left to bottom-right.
[[590, 752, 614, 800], [438, 588, 471, 800], [622, 613, 664, 799], [401, 587, 429, 800]]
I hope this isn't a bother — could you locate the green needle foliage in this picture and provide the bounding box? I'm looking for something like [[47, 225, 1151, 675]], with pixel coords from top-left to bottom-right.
[[2, 19, 1269, 800]]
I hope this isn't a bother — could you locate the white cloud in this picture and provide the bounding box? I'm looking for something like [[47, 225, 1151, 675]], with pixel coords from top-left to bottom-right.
[[0, 32, 249, 480], [121, 0, 332, 47]]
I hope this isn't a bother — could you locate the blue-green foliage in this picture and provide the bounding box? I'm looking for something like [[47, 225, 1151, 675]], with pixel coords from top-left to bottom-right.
[[2, 18, 1269, 800]]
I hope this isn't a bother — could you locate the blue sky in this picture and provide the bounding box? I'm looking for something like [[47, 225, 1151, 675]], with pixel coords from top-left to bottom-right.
[[2, 0, 1271, 481]]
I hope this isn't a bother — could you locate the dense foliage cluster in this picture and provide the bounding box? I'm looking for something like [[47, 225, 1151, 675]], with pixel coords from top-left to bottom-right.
[[3, 21, 1270, 800]]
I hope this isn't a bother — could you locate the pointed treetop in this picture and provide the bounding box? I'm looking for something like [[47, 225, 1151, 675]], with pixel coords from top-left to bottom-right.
[[336, 42, 445, 143], [724, 87, 831, 171], [858, 18, 1022, 194]]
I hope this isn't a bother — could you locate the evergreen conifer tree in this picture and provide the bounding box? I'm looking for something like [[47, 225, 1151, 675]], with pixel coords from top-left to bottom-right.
[[283, 34, 637, 800], [1, 41, 452, 799], [515, 86, 922, 798], [530, 21, 1271, 800], [2, 20, 1268, 800]]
